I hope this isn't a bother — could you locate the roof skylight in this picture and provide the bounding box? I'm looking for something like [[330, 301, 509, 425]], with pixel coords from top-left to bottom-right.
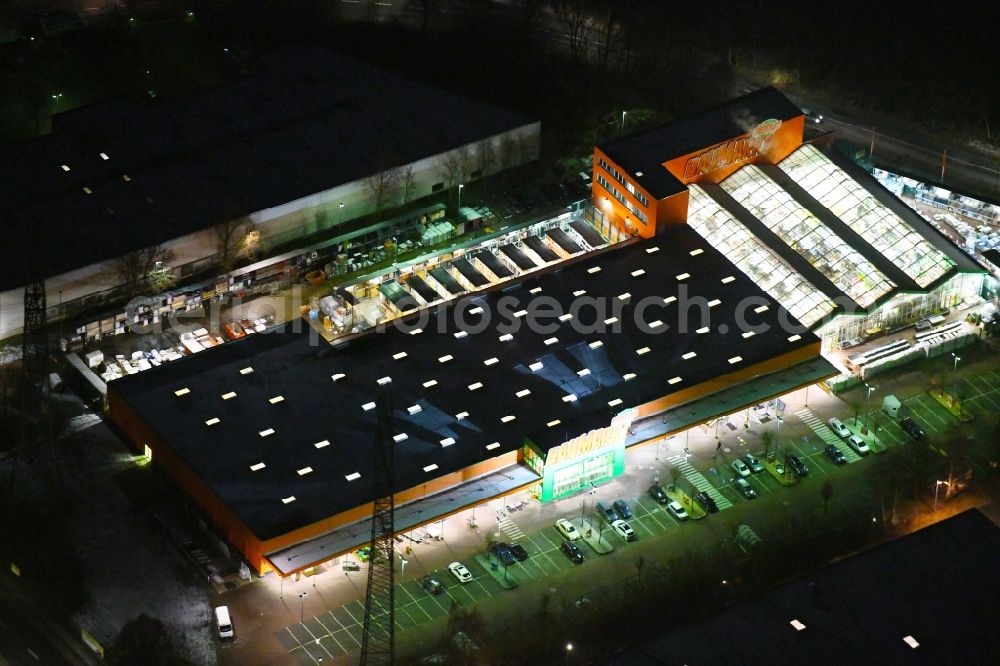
[[297, 467, 313, 476], [423, 379, 438, 388], [501, 415, 516, 423], [259, 428, 275, 438], [668, 376, 682, 385], [529, 361, 544, 371], [222, 391, 237, 400], [362, 402, 376, 411], [547, 419, 562, 427], [174, 387, 191, 397], [486, 442, 501, 451], [393, 351, 408, 360], [314, 440, 330, 449], [440, 437, 456, 447], [484, 357, 499, 366], [516, 389, 532, 397], [269, 395, 285, 404], [423, 464, 439, 473], [682, 352, 697, 360], [393, 433, 408, 442], [240, 367, 254, 375], [345, 472, 361, 481], [205, 418, 220, 426], [282, 496, 296, 504], [587, 266, 601, 274], [469, 382, 483, 391], [439, 354, 453, 363], [608, 398, 623, 407], [331, 373, 346, 382], [250, 462, 266, 471]]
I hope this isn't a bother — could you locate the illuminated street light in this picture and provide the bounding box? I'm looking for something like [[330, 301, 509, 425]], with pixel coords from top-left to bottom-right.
[[952, 353, 961, 371], [621, 110, 627, 136], [933, 479, 949, 511], [458, 183, 464, 210], [565, 642, 573, 664]]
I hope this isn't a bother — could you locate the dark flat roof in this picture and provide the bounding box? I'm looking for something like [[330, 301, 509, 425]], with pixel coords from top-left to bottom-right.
[[0, 47, 535, 290], [598, 88, 804, 199], [610, 509, 1000, 665], [111, 225, 819, 541]]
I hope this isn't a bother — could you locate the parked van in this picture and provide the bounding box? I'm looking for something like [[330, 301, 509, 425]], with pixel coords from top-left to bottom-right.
[[215, 606, 234, 639], [882, 395, 902, 420]]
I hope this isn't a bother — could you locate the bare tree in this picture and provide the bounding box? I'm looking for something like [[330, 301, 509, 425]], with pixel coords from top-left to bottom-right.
[[456, 144, 473, 183], [550, 0, 597, 65], [400, 165, 417, 205], [115, 246, 175, 298], [408, 0, 441, 37], [476, 138, 497, 178], [439, 152, 462, 191], [214, 217, 250, 273], [499, 134, 517, 172], [594, 1, 624, 69], [364, 165, 401, 215]]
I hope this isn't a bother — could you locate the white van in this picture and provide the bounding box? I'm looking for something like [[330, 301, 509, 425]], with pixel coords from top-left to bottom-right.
[[215, 606, 234, 639]]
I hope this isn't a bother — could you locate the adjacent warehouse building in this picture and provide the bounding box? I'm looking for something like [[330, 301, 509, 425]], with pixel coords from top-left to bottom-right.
[[592, 88, 986, 351], [109, 221, 834, 575], [0, 47, 539, 340]]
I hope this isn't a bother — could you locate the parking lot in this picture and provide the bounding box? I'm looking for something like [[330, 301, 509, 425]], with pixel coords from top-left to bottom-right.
[[274, 366, 1000, 664]]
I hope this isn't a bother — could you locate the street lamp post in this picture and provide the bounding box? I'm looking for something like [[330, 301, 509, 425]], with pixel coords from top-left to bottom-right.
[[952, 353, 961, 371], [299, 592, 307, 624], [338, 201, 344, 226], [621, 110, 627, 136], [565, 642, 574, 664], [933, 480, 948, 511], [864, 383, 875, 434], [457, 183, 464, 211]]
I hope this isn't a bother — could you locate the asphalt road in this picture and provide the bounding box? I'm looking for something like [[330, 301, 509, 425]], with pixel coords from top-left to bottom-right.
[[0, 587, 75, 666]]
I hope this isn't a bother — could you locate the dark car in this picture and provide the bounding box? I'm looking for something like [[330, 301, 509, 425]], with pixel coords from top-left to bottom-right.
[[560, 540, 584, 564], [824, 444, 848, 465], [596, 501, 617, 524], [648, 484, 669, 505], [743, 453, 765, 474], [694, 491, 719, 513], [509, 543, 528, 561], [900, 418, 926, 441], [787, 455, 809, 478], [613, 499, 633, 520], [490, 542, 516, 566], [420, 575, 444, 595], [734, 478, 757, 499]]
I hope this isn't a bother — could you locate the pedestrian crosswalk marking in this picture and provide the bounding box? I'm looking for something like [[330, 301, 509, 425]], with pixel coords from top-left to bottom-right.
[[667, 455, 734, 510], [794, 409, 861, 462], [497, 514, 526, 540]]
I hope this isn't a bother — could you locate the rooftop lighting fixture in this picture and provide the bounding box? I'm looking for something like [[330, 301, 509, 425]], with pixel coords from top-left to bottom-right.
[[604, 316, 618, 325], [676, 272, 690, 281], [562, 394, 577, 403], [221, 391, 237, 400], [636, 347, 650, 355], [547, 419, 561, 427], [558, 313, 573, 322], [60, 164, 71, 172], [903, 636, 919, 649], [623, 373, 636, 381], [682, 352, 697, 360], [608, 398, 623, 407], [573, 289, 587, 296], [345, 472, 361, 481], [728, 356, 743, 364], [529, 287, 543, 294], [696, 326, 710, 334], [788, 334, 802, 342], [439, 354, 453, 363], [453, 331, 468, 339], [529, 361, 544, 371], [423, 464, 439, 473], [240, 367, 254, 375], [407, 405, 422, 415], [663, 296, 677, 304], [314, 440, 330, 449], [331, 373, 346, 382], [668, 376, 682, 385], [259, 428, 275, 438], [282, 496, 296, 504], [514, 309, 527, 318], [393, 351, 408, 360], [486, 442, 501, 451], [174, 387, 190, 397], [587, 266, 601, 274], [743, 331, 756, 339], [499, 333, 514, 342], [250, 462, 266, 471], [577, 368, 591, 377], [269, 395, 284, 404], [589, 340, 603, 349], [409, 328, 423, 335], [631, 269, 646, 277], [484, 357, 499, 366], [501, 415, 516, 423], [377, 376, 392, 386], [790, 620, 806, 631], [754, 305, 769, 313], [646, 247, 660, 254], [468, 382, 483, 391], [423, 379, 438, 388], [83, 187, 93, 194], [456, 411, 469, 420], [707, 298, 721, 307], [721, 276, 736, 284], [689, 248, 704, 256], [393, 433, 408, 442], [516, 389, 531, 397], [544, 337, 559, 345], [440, 437, 456, 447], [205, 417, 220, 426], [99, 152, 109, 160], [469, 306, 484, 315], [362, 402, 376, 411], [297, 467, 313, 476]]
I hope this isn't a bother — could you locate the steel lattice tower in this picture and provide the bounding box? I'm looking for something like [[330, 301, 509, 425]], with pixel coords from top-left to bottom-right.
[[359, 388, 396, 665]]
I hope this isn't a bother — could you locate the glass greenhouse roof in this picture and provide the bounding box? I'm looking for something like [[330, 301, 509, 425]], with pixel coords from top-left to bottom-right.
[[688, 185, 835, 328], [721, 165, 895, 308], [778, 144, 955, 288]]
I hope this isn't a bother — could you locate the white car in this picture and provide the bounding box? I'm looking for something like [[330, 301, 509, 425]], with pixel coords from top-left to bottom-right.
[[611, 519, 636, 541], [828, 418, 851, 438], [847, 434, 870, 455], [731, 459, 751, 478], [555, 518, 581, 541], [448, 561, 473, 583], [215, 606, 234, 640], [667, 500, 689, 521]]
